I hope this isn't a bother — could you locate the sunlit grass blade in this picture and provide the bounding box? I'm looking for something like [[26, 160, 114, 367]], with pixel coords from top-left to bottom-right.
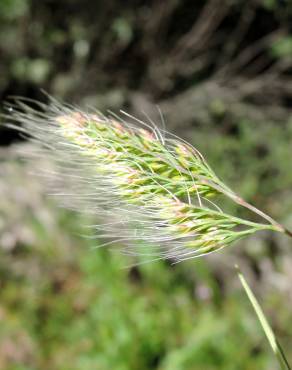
[[236, 265, 291, 370]]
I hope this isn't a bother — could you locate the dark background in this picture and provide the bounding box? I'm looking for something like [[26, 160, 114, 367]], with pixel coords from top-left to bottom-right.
[[1, 1, 292, 369]]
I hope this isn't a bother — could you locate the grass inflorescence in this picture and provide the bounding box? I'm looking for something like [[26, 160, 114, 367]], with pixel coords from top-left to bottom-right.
[[4, 98, 292, 262]]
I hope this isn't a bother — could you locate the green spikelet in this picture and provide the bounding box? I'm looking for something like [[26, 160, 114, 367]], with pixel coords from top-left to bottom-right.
[[5, 99, 291, 261]]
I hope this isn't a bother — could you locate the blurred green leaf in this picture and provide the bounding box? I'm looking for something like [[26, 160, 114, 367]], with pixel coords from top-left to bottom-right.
[[11, 58, 51, 83], [0, 0, 29, 20], [270, 37, 292, 58], [112, 18, 133, 45]]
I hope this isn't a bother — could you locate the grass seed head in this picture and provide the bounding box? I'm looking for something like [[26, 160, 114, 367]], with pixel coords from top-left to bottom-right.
[[4, 98, 286, 262]]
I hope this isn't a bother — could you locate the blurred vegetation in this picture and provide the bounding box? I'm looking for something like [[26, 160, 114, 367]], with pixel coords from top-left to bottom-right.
[[1, 0, 292, 369]]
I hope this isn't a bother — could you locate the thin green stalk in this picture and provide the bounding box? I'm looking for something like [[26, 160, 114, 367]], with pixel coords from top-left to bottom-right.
[[236, 265, 291, 370]]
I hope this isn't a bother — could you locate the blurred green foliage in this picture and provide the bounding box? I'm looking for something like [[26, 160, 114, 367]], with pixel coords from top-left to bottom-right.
[[0, 199, 286, 370], [270, 36, 292, 58], [0, 0, 29, 20]]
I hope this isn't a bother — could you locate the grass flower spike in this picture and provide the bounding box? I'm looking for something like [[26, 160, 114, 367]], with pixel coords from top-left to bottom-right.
[[5, 98, 292, 262]]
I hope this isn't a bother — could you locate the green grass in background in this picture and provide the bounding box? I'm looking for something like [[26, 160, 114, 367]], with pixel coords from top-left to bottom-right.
[[0, 203, 290, 370]]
